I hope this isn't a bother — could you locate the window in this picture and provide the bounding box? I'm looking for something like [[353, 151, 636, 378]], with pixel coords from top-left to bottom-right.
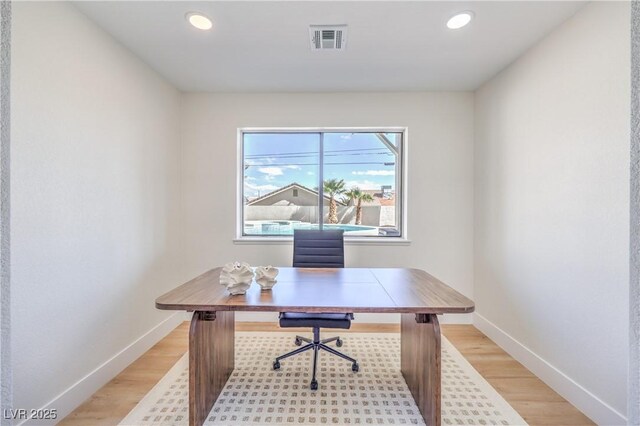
[[239, 129, 405, 239]]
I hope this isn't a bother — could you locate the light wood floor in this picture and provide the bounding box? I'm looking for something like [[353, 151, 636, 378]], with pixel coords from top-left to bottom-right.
[[59, 322, 594, 426]]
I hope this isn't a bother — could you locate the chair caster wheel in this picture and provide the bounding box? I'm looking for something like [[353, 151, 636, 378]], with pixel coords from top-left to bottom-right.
[[352, 363, 359, 373], [310, 380, 318, 390], [273, 361, 281, 370], [294, 337, 302, 346], [336, 338, 343, 347]]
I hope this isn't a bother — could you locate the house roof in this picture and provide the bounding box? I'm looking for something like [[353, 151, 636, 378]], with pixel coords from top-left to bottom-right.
[[357, 190, 396, 207], [247, 182, 346, 206]]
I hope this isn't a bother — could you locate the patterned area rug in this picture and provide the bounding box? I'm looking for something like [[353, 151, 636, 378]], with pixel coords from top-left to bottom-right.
[[121, 332, 527, 425]]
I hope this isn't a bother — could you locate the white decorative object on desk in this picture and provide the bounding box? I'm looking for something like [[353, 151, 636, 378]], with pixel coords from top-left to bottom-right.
[[220, 262, 254, 295], [255, 266, 279, 290]]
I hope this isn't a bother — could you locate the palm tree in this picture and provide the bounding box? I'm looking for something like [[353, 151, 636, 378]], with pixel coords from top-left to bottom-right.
[[344, 187, 374, 225], [323, 179, 346, 224], [343, 188, 360, 206]]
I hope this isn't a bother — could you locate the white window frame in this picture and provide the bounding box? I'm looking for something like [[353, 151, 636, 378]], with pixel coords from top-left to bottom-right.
[[235, 127, 409, 245]]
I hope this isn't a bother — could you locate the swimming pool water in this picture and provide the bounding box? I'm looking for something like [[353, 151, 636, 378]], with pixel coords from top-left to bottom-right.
[[244, 222, 375, 235]]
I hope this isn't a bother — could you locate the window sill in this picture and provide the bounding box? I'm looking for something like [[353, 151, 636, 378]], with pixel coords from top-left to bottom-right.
[[233, 237, 411, 246]]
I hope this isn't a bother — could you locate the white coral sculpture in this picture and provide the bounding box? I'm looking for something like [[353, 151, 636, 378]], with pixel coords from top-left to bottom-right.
[[255, 265, 279, 290], [220, 262, 254, 295]]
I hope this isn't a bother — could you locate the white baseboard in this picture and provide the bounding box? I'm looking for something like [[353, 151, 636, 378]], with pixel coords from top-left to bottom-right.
[[473, 312, 626, 425], [19, 312, 186, 426], [440, 313, 472, 324], [236, 312, 472, 324]]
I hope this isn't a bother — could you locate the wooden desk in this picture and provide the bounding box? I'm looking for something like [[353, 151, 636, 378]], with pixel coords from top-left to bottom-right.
[[156, 267, 474, 426]]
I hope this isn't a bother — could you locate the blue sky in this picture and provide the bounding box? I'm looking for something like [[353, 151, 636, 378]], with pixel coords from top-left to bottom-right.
[[243, 132, 400, 198]]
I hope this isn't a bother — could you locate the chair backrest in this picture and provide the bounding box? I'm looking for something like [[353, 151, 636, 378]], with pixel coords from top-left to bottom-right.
[[292, 229, 344, 268]]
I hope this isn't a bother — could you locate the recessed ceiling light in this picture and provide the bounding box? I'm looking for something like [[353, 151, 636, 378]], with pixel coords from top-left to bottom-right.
[[186, 12, 213, 31], [447, 12, 474, 30]]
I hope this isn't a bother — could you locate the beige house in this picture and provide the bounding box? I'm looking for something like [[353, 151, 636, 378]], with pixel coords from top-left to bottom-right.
[[245, 182, 394, 227], [247, 183, 346, 207]]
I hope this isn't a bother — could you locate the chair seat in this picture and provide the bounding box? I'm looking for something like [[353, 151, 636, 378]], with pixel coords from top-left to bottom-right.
[[279, 312, 352, 329]]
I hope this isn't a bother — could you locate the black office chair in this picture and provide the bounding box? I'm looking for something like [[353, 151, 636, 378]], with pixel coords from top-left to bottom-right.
[[272, 229, 359, 390]]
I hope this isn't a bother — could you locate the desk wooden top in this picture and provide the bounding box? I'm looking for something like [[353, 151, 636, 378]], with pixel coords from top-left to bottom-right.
[[156, 267, 474, 314]]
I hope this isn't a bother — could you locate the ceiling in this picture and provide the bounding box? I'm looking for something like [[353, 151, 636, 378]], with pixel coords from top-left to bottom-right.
[[75, 1, 586, 92]]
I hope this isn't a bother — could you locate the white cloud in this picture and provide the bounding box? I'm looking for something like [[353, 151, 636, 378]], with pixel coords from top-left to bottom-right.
[[352, 170, 395, 176], [344, 180, 381, 190], [257, 165, 300, 176], [258, 167, 284, 176], [244, 181, 279, 192], [340, 134, 353, 140], [307, 171, 315, 176], [245, 157, 284, 166]]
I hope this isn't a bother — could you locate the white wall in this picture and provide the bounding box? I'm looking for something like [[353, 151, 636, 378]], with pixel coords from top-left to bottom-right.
[[11, 2, 183, 421], [0, 2, 10, 422], [181, 92, 475, 323], [474, 2, 629, 424], [630, 3, 640, 424]]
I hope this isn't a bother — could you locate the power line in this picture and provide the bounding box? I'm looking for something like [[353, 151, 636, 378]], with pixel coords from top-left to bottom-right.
[[244, 147, 393, 158], [245, 152, 392, 161], [245, 161, 395, 167]]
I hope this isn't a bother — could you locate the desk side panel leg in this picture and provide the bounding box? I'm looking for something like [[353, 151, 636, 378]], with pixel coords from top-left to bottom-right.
[[400, 313, 441, 426], [189, 311, 235, 426]]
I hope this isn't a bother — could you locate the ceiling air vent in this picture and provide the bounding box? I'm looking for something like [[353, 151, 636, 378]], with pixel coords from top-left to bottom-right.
[[309, 25, 347, 51]]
